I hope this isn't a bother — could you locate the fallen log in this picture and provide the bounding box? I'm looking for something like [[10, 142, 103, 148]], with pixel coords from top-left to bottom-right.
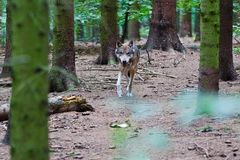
[[0, 95, 94, 122]]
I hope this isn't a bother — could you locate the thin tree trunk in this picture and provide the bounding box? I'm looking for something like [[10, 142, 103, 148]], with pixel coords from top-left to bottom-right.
[[121, 2, 130, 43], [176, 9, 180, 33], [1, 1, 11, 78], [9, 0, 49, 159], [80, 21, 84, 41], [180, 11, 192, 37], [219, 0, 237, 81], [128, 20, 140, 41], [145, 0, 185, 52], [179, 0, 192, 37], [92, 24, 99, 42], [194, 4, 200, 41], [86, 22, 92, 41], [198, 0, 220, 93], [49, 0, 77, 92], [0, 0, 2, 48], [96, 0, 118, 65], [128, 0, 140, 41], [75, 20, 81, 41]]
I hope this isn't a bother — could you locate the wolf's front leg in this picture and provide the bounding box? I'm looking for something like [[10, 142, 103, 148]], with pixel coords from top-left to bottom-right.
[[126, 72, 134, 97], [116, 72, 123, 97]]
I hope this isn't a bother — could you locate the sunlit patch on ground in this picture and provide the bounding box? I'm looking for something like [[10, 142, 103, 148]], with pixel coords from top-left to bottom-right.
[[106, 97, 162, 120], [172, 90, 240, 124], [106, 97, 170, 160]]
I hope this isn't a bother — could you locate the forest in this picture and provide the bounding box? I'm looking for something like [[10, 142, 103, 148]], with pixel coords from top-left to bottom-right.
[[0, 0, 240, 159]]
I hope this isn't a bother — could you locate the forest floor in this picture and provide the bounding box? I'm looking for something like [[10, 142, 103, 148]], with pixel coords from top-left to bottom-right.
[[1, 38, 240, 160]]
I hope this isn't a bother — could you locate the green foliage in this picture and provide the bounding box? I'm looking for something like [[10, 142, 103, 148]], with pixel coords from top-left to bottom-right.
[[118, 0, 151, 26], [233, 0, 240, 37], [0, 0, 6, 46], [233, 0, 240, 54], [73, 0, 152, 41], [177, 0, 200, 11], [75, 0, 100, 24], [233, 47, 240, 54]]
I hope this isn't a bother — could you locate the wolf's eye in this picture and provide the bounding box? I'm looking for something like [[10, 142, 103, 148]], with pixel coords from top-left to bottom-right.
[[118, 51, 123, 55], [127, 52, 133, 56]]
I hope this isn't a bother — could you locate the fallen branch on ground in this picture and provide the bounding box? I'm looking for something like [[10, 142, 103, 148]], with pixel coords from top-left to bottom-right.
[[138, 68, 178, 79], [194, 143, 210, 158], [0, 95, 94, 122], [137, 74, 145, 81], [79, 68, 119, 72]]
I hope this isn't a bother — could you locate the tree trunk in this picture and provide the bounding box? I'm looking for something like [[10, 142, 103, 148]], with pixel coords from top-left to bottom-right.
[[198, 0, 220, 93], [219, 0, 237, 81], [86, 22, 92, 41], [49, 0, 77, 92], [145, 0, 185, 52], [121, 2, 130, 43], [180, 11, 192, 37], [0, 0, 2, 48], [9, 0, 49, 159], [79, 21, 84, 41], [176, 9, 180, 33], [194, 4, 200, 41], [1, 1, 11, 78], [75, 20, 81, 41], [96, 0, 118, 65], [92, 24, 99, 42], [179, 0, 192, 37], [128, 0, 140, 41]]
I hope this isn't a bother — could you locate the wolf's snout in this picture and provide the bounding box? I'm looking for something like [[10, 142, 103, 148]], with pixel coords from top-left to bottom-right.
[[122, 60, 127, 65]]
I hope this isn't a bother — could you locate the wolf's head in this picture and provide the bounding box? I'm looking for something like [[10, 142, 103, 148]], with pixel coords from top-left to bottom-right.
[[115, 40, 136, 66]]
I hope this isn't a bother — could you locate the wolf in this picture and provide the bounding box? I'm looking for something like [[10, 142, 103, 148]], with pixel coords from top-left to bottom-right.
[[115, 40, 140, 97]]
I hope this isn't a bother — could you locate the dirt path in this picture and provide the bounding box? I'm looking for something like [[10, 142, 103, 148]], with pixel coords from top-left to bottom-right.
[[1, 40, 240, 159]]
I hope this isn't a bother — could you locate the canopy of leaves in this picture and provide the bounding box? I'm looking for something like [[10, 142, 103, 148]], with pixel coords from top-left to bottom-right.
[[177, 0, 200, 11], [75, 0, 101, 24], [118, 0, 152, 26]]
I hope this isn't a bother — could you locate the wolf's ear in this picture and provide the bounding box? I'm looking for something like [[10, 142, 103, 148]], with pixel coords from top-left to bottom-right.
[[116, 41, 122, 48], [129, 40, 134, 47]]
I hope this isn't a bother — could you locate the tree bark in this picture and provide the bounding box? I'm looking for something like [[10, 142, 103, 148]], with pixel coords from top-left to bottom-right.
[[128, 0, 141, 41], [194, 4, 200, 41], [179, 0, 192, 37], [0, 0, 2, 48], [145, 0, 185, 52], [1, 1, 11, 78], [92, 24, 99, 42], [198, 0, 220, 93], [80, 21, 84, 41], [180, 11, 192, 37], [176, 9, 180, 33], [49, 0, 78, 92], [75, 20, 81, 41], [121, 2, 130, 43], [219, 0, 237, 81], [96, 0, 118, 65], [86, 22, 92, 41], [9, 0, 49, 159]]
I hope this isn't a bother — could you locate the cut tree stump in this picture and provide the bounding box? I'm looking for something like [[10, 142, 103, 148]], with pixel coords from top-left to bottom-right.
[[0, 95, 94, 122]]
